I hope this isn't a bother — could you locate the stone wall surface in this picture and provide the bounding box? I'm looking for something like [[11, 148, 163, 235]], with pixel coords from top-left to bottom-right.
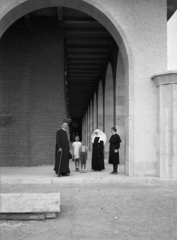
[[116, 53, 125, 165], [152, 72, 177, 179], [105, 63, 114, 155], [0, 0, 167, 176]]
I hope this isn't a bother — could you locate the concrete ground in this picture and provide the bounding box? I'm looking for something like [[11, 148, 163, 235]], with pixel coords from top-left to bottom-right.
[[1, 155, 176, 186], [0, 155, 126, 184], [0, 155, 177, 240]]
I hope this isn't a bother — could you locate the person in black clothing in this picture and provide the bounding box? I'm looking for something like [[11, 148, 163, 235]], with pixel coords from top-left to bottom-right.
[[91, 129, 106, 171], [54, 122, 71, 177], [108, 127, 121, 174]]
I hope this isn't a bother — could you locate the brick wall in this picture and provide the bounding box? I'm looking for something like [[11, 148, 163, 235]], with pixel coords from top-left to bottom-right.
[[0, 18, 66, 166]]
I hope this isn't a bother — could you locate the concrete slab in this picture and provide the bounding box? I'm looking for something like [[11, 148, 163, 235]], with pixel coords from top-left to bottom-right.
[[0, 193, 60, 213]]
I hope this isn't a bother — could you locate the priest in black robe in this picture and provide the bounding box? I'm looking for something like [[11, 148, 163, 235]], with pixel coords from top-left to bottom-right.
[[91, 129, 106, 171], [108, 127, 121, 174], [54, 122, 70, 177]]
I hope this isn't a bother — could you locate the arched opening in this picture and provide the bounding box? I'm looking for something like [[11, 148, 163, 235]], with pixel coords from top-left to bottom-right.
[[0, 0, 133, 175]]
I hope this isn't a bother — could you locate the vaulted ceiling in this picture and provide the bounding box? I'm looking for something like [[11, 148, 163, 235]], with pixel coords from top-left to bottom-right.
[[25, 2, 177, 119], [29, 7, 116, 119], [62, 9, 115, 118]]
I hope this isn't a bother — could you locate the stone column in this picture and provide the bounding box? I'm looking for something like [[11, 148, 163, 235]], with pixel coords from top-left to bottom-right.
[[98, 81, 104, 131], [89, 101, 93, 152], [87, 107, 90, 151], [93, 93, 97, 131], [85, 111, 88, 147], [82, 114, 86, 142], [116, 53, 125, 165], [105, 63, 114, 158], [152, 71, 177, 179]]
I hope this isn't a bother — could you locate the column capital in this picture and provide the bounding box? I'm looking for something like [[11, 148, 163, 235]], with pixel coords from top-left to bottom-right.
[[151, 71, 177, 86]]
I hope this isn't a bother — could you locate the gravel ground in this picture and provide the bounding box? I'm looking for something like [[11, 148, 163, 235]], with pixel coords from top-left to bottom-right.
[[0, 182, 177, 240]]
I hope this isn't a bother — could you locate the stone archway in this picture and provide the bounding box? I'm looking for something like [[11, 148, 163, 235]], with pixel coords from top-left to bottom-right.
[[0, 0, 133, 175]]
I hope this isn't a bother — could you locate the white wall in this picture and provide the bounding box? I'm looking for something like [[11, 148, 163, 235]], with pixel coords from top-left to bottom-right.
[[167, 11, 177, 70]]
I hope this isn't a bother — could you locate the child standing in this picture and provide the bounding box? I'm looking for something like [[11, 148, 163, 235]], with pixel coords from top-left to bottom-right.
[[80, 140, 88, 173], [72, 136, 82, 172]]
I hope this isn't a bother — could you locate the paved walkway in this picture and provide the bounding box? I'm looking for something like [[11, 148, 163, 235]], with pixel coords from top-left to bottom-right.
[[1, 155, 177, 186]]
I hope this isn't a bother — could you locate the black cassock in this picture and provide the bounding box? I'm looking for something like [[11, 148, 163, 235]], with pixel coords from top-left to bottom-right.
[[54, 129, 70, 176], [91, 137, 105, 171], [108, 134, 121, 164]]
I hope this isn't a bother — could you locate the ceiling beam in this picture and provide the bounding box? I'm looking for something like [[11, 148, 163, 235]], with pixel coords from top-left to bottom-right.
[[67, 69, 101, 72], [66, 53, 108, 57], [64, 20, 103, 27], [66, 59, 107, 63], [57, 7, 63, 21], [67, 63, 104, 67], [66, 48, 110, 53], [67, 78, 97, 80], [67, 74, 100, 77], [65, 32, 111, 37], [64, 27, 107, 32]]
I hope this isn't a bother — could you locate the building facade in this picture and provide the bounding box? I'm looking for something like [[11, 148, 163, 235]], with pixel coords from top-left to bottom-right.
[[0, 0, 176, 178]]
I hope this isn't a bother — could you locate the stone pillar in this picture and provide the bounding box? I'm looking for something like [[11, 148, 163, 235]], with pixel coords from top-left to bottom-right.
[[89, 101, 93, 152], [93, 92, 97, 131], [116, 53, 125, 165], [87, 107, 90, 151], [98, 81, 104, 131], [152, 71, 177, 179], [105, 63, 114, 157], [92, 99, 94, 133], [85, 110, 88, 147], [82, 114, 86, 142]]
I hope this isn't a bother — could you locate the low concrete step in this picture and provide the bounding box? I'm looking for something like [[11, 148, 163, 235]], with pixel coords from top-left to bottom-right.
[[0, 193, 60, 213]]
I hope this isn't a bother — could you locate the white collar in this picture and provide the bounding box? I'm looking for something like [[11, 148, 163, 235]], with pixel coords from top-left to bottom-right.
[[62, 128, 66, 131]]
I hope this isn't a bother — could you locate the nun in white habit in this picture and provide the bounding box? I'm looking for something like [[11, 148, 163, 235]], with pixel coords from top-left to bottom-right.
[[91, 129, 106, 171]]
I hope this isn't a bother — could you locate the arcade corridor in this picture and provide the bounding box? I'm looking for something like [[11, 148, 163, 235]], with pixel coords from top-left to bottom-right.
[[0, 0, 176, 178], [0, 7, 124, 167]]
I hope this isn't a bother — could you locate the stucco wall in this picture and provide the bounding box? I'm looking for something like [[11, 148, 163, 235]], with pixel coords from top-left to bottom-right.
[[0, 0, 167, 176]]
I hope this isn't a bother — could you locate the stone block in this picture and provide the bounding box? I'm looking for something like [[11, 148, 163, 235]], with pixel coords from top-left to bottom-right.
[[0, 193, 60, 213]]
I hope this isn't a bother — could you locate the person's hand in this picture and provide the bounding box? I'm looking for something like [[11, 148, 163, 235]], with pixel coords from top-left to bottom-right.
[[58, 148, 62, 152], [114, 149, 118, 153]]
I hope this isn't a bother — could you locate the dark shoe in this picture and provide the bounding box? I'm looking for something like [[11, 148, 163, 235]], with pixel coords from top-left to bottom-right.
[[62, 172, 70, 176], [110, 171, 115, 174]]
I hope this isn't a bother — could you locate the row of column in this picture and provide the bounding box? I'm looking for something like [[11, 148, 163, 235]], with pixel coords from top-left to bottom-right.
[[82, 60, 125, 163]]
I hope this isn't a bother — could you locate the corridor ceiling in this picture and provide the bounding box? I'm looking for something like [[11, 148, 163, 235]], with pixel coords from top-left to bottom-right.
[[62, 8, 115, 118], [28, 7, 116, 119], [25, 2, 176, 119]]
